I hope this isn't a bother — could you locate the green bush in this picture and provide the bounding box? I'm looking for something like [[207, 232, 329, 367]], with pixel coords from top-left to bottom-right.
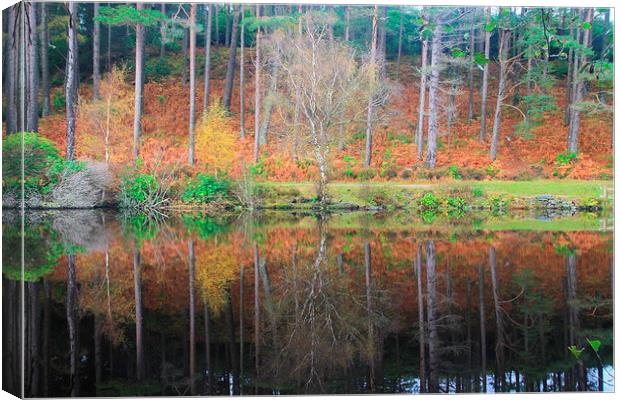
[[2, 132, 85, 194], [448, 165, 462, 180], [418, 192, 439, 210], [118, 173, 169, 210], [181, 174, 231, 203], [472, 187, 484, 198], [145, 57, 173, 80], [556, 151, 577, 165], [52, 91, 65, 111]]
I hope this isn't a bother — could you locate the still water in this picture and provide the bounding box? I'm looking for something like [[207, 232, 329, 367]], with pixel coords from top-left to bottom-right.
[[2, 210, 614, 396]]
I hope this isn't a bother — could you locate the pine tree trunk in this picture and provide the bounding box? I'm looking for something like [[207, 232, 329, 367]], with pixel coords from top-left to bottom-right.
[[203, 4, 212, 111], [132, 3, 145, 160], [65, 2, 78, 160], [425, 18, 442, 168], [396, 8, 404, 79], [490, 28, 510, 161], [239, 5, 245, 138], [364, 5, 379, 168], [93, 3, 101, 99], [259, 62, 278, 145], [26, 1, 38, 132], [40, 2, 50, 116], [415, 34, 427, 157], [253, 5, 261, 162], [223, 7, 239, 110], [344, 6, 351, 41], [160, 4, 166, 58], [479, 7, 491, 141], [182, 28, 188, 85], [567, 9, 593, 154], [188, 4, 197, 165], [467, 10, 475, 122], [214, 4, 220, 45], [6, 5, 18, 134], [106, 8, 111, 71]]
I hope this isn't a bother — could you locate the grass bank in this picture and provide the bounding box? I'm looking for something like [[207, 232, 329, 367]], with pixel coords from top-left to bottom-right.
[[256, 180, 613, 211]]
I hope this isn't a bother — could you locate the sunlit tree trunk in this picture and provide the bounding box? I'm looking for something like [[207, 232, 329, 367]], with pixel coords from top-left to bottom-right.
[[182, 28, 188, 85], [479, 7, 491, 142], [65, 2, 78, 160], [203, 4, 212, 112], [132, 3, 145, 160], [6, 5, 18, 134], [415, 14, 428, 156], [239, 5, 246, 138], [253, 5, 262, 162], [223, 7, 240, 110], [93, 3, 101, 99], [26, 1, 38, 132], [396, 7, 404, 79], [188, 4, 197, 166], [425, 18, 443, 168], [567, 8, 593, 154], [259, 61, 279, 145], [40, 2, 50, 116], [490, 27, 510, 161], [364, 5, 379, 168], [467, 10, 475, 122]]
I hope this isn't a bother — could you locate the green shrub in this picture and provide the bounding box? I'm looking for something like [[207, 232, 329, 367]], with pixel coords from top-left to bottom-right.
[[556, 151, 577, 165], [181, 174, 231, 203], [472, 187, 484, 198], [418, 192, 439, 210], [52, 91, 65, 111], [145, 57, 173, 80], [448, 165, 462, 180], [2, 132, 85, 194], [343, 155, 355, 178], [486, 164, 499, 178], [118, 173, 165, 209]]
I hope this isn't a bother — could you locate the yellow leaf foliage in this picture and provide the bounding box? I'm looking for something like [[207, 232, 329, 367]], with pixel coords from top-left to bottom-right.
[[196, 103, 237, 174], [195, 243, 239, 317]]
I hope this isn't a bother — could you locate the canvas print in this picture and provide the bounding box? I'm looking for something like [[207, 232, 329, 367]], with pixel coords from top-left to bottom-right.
[[1, 1, 614, 397]]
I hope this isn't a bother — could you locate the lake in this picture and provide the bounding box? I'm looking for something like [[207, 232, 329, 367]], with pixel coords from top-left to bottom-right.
[[2, 209, 613, 396]]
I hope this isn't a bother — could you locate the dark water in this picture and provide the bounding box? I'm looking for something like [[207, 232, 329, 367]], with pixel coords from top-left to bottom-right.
[[2, 210, 614, 396]]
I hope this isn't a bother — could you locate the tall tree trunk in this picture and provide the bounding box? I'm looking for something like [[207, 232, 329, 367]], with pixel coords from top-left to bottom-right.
[[223, 7, 240, 111], [203, 4, 213, 112], [259, 61, 278, 145], [239, 5, 246, 138], [600, 9, 610, 104], [6, 5, 18, 134], [106, 10, 111, 71], [225, 6, 231, 47], [379, 6, 387, 77], [188, 4, 197, 165], [159, 4, 166, 58], [396, 7, 404, 79], [204, 296, 213, 392], [65, 2, 78, 160], [415, 17, 428, 156], [182, 28, 188, 85], [132, 3, 145, 160], [490, 28, 510, 161], [567, 9, 593, 154], [364, 5, 378, 168], [133, 248, 145, 380], [564, 11, 575, 126], [467, 10, 475, 122], [425, 17, 443, 168], [214, 4, 220, 45], [26, 1, 38, 132], [40, 2, 50, 116], [253, 244, 261, 391], [479, 7, 491, 141], [253, 4, 261, 162], [93, 3, 101, 99], [188, 241, 196, 394]]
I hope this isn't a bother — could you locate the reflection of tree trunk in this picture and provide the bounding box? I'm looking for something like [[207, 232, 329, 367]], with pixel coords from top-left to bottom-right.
[[239, 265, 245, 394], [67, 255, 80, 396], [566, 253, 585, 390], [364, 240, 376, 390], [29, 282, 40, 397], [254, 243, 261, 394], [204, 296, 213, 392], [225, 290, 237, 390], [466, 279, 472, 392], [188, 240, 196, 394], [489, 247, 505, 391], [425, 241, 438, 392], [133, 248, 145, 381], [415, 244, 426, 393], [43, 280, 50, 396], [478, 263, 486, 392], [94, 315, 103, 388]]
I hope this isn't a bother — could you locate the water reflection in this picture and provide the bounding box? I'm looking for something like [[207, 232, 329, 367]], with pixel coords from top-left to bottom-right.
[[2, 210, 614, 396]]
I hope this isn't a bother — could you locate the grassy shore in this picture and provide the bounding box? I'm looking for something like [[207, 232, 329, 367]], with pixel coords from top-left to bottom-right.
[[256, 179, 613, 210]]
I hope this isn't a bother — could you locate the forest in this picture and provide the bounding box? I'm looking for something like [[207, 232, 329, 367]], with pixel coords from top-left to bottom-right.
[[1, 2, 615, 210]]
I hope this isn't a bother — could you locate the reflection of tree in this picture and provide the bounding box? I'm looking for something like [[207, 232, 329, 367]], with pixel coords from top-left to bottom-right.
[[258, 219, 390, 393], [67, 254, 80, 396]]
